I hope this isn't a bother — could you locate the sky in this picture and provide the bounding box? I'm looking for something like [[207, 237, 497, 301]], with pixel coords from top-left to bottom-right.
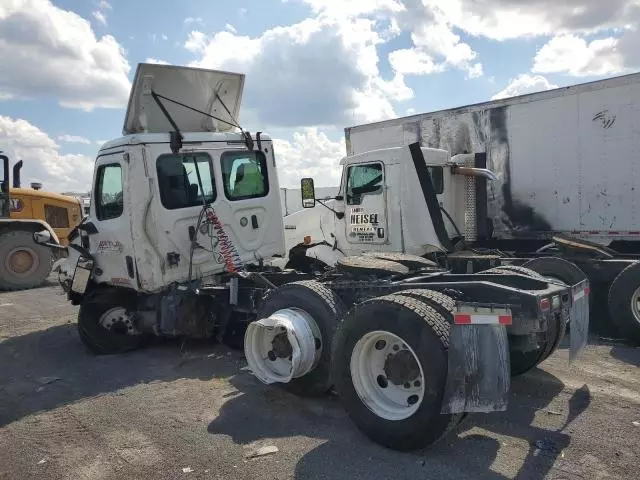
[[0, 0, 639, 193]]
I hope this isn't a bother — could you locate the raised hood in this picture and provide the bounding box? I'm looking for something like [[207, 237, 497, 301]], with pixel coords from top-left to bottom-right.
[[123, 63, 245, 135]]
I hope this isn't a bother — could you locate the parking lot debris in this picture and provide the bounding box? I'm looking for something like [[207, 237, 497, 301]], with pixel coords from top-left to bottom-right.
[[182, 467, 194, 473], [246, 446, 279, 458], [633, 421, 640, 427]]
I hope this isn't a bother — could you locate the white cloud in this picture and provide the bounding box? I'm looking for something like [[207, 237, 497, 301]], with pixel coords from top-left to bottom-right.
[[57, 134, 91, 144], [145, 58, 170, 65], [0, 0, 131, 111], [92, 10, 107, 25], [389, 48, 442, 75], [225, 23, 237, 33], [492, 74, 558, 100], [162, 34, 168, 41], [184, 16, 203, 25], [532, 34, 626, 77], [273, 128, 345, 187], [0, 116, 94, 193], [99, 1, 112, 10], [186, 16, 412, 128], [239, 8, 247, 17]]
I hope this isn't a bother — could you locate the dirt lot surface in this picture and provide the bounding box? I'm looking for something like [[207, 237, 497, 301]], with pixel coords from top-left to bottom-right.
[[1, 281, 638, 480]]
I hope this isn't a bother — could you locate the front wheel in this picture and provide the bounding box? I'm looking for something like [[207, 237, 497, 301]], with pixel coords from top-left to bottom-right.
[[78, 290, 143, 354], [332, 294, 459, 451]]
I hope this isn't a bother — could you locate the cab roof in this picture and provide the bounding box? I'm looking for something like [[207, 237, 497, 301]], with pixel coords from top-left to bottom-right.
[[98, 131, 273, 152]]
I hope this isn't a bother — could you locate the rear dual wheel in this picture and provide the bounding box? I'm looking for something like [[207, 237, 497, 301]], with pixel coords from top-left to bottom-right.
[[332, 293, 462, 451]]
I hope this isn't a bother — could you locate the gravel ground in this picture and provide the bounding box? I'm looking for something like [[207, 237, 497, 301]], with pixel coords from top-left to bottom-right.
[[0, 280, 638, 480]]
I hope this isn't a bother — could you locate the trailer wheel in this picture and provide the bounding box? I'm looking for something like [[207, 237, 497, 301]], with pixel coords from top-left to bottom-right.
[[362, 252, 438, 271], [332, 294, 459, 451], [247, 281, 346, 397], [607, 262, 640, 344], [77, 289, 143, 355], [336, 256, 409, 278], [0, 230, 52, 291]]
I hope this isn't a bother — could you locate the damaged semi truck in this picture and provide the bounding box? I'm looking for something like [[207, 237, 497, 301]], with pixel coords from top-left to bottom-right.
[[284, 72, 640, 344], [37, 63, 590, 452]]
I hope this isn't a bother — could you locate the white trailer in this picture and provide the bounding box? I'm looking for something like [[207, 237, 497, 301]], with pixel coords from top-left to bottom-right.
[[345, 72, 640, 246]]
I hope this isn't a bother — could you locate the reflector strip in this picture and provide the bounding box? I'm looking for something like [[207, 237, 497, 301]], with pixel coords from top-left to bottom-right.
[[454, 313, 512, 325], [573, 288, 589, 301]]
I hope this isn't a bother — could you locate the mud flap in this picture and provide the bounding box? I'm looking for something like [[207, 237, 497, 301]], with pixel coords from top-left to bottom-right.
[[441, 304, 511, 414], [569, 279, 590, 363]]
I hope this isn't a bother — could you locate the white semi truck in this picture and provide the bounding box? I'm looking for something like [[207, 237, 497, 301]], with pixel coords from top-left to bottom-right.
[[35, 63, 590, 452], [283, 72, 640, 343]]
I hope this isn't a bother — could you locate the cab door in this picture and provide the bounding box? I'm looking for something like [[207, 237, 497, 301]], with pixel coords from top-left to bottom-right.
[[88, 152, 137, 287], [343, 161, 389, 251]]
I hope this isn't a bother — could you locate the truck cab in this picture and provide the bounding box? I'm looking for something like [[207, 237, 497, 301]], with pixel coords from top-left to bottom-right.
[[284, 145, 494, 270], [54, 63, 285, 295]]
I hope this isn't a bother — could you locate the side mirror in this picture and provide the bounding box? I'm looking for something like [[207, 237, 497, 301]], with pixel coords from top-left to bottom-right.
[[33, 229, 53, 245], [301, 177, 316, 208]]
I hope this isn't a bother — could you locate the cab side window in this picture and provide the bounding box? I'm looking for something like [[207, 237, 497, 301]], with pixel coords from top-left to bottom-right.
[[221, 151, 269, 200], [95, 164, 124, 220], [156, 153, 217, 210], [346, 163, 383, 205]]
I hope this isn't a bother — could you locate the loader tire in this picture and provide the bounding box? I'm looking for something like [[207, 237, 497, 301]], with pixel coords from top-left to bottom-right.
[[336, 255, 409, 278], [332, 294, 459, 452], [77, 289, 143, 355], [255, 281, 347, 397], [607, 262, 640, 344], [0, 230, 52, 291]]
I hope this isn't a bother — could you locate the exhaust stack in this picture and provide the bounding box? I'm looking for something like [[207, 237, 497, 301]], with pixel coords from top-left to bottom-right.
[[12, 160, 23, 188]]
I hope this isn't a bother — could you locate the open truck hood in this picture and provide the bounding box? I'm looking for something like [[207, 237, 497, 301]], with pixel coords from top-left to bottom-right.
[[123, 63, 245, 135]]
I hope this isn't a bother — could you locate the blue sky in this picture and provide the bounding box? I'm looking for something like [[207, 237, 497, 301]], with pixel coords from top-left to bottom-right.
[[0, 0, 638, 192]]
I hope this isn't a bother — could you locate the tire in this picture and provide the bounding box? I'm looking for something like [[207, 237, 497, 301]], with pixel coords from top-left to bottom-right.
[[332, 294, 459, 452], [256, 281, 346, 397], [336, 255, 409, 277], [362, 252, 437, 271], [482, 265, 545, 279], [0, 230, 52, 291], [78, 289, 144, 354], [607, 262, 640, 344], [522, 257, 587, 286]]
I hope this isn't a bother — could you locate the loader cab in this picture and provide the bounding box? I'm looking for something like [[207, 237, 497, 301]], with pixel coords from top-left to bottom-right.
[[0, 154, 8, 218], [79, 63, 285, 293]]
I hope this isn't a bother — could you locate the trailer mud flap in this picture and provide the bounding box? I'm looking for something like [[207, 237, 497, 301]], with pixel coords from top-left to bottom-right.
[[441, 305, 511, 414], [569, 280, 590, 363]]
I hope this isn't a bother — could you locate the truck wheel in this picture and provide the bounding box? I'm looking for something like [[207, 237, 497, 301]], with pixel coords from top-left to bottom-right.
[[336, 255, 409, 278], [77, 290, 143, 355], [362, 252, 437, 271], [332, 294, 459, 451], [0, 230, 52, 291], [607, 262, 640, 344], [247, 281, 346, 397], [522, 257, 587, 287]]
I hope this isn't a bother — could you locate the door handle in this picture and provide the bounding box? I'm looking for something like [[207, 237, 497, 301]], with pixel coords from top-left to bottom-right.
[[251, 215, 259, 229]]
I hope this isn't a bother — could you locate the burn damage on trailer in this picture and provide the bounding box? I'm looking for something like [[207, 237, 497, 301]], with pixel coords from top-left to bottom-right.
[[404, 105, 553, 239]]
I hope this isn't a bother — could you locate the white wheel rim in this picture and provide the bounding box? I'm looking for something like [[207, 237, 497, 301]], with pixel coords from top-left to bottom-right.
[[244, 308, 323, 384], [98, 307, 139, 336], [350, 330, 425, 421], [630, 287, 640, 325]]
